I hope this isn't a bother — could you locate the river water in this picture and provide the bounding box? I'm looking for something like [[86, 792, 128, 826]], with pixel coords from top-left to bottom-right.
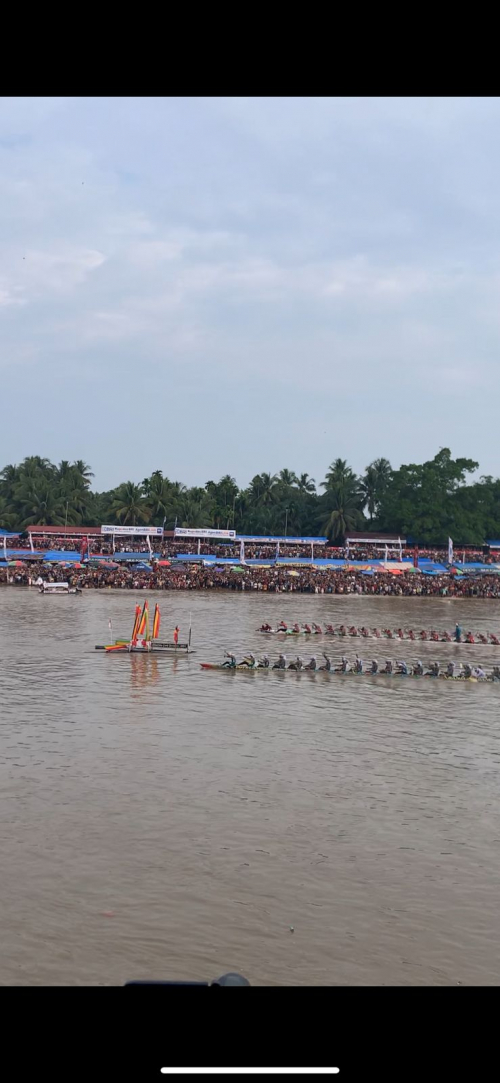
[[1, 586, 500, 985]]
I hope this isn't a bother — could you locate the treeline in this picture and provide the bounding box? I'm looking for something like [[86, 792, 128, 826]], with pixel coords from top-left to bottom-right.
[[0, 450, 499, 544]]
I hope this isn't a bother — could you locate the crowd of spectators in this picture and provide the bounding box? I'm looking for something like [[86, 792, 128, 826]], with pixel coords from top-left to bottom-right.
[[2, 563, 500, 597], [6, 534, 498, 562]]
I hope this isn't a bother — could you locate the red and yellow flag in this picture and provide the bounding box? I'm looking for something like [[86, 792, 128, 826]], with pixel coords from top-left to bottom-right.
[[131, 604, 142, 642], [152, 604, 160, 639], [137, 600, 149, 637]]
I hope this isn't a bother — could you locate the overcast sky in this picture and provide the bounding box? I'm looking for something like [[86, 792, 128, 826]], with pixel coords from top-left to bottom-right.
[[1, 97, 498, 490]]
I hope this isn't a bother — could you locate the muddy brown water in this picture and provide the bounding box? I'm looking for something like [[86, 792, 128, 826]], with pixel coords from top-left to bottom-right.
[[1, 587, 500, 985]]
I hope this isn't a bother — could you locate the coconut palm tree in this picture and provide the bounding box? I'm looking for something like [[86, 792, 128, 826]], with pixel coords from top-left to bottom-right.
[[359, 465, 378, 521], [320, 486, 364, 542], [108, 482, 150, 525], [297, 472, 316, 494], [278, 468, 298, 487], [371, 457, 392, 489], [322, 458, 358, 491], [0, 495, 16, 529], [17, 482, 68, 527], [72, 459, 94, 483]]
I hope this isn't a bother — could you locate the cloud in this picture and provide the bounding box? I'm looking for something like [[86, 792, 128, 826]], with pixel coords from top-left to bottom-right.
[[0, 97, 500, 488]]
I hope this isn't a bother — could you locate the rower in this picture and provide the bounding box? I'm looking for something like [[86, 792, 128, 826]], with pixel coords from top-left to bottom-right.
[[349, 626, 359, 637], [384, 629, 393, 639], [474, 665, 486, 679], [288, 656, 303, 671], [455, 623, 462, 643], [408, 629, 415, 641], [303, 624, 312, 634], [312, 623, 322, 634], [372, 628, 381, 638], [413, 660, 424, 676], [257, 655, 270, 668], [292, 623, 301, 634], [238, 653, 256, 668], [325, 624, 336, 635], [397, 660, 408, 675], [465, 631, 475, 643], [427, 662, 440, 678], [491, 666, 500, 681], [463, 664, 472, 679], [260, 623, 272, 632], [420, 630, 428, 640], [441, 631, 452, 642], [430, 630, 439, 642], [339, 656, 350, 673], [445, 662, 455, 678], [382, 659, 393, 675], [222, 652, 237, 668], [478, 633, 488, 644], [353, 655, 363, 674], [319, 654, 331, 671], [369, 659, 378, 674], [304, 656, 317, 670], [277, 621, 288, 632], [273, 653, 287, 669], [360, 627, 370, 638], [338, 625, 347, 637], [490, 633, 500, 645], [396, 628, 404, 639]]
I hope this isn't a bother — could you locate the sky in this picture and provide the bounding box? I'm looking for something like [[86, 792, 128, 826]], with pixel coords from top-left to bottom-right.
[[1, 96, 499, 491]]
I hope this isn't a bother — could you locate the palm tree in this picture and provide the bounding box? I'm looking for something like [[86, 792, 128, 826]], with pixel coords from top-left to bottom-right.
[[108, 482, 150, 525], [322, 458, 358, 491], [321, 486, 363, 542], [248, 472, 278, 508], [0, 495, 16, 529], [73, 460, 94, 488], [0, 463, 20, 496], [278, 468, 298, 487], [297, 472, 316, 494], [359, 465, 378, 521], [17, 482, 68, 527]]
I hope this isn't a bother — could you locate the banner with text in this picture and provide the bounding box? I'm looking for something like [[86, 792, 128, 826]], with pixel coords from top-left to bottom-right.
[[174, 528, 236, 539], [101, 525, 164, 536]]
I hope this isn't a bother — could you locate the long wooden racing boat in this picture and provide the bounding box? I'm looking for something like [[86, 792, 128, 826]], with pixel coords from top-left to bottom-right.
[[258, 628, 500, 644], [200, 663, 498, 681]]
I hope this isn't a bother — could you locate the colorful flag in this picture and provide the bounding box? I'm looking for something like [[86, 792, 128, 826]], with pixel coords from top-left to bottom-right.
[[131, 604, 142, 642], [137, 600, 148, 637], [152, 604, 161, 639], [448, 537, 454, 564], [413, 546, 419, 568]]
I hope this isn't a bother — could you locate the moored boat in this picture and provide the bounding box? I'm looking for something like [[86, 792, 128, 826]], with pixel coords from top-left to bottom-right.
[[95, 601, 193, 653], [39, 581, 81, 595]]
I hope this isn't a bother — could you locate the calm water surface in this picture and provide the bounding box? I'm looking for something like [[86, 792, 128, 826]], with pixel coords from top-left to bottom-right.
[[1, 587, 500, 985]]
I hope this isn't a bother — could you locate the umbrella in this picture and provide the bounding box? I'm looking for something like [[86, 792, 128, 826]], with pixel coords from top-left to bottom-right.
[[8, 560, 25, 567], [286, 570, 300, 577], [157, 560, 170, 566], [230, 566, 246, 573]]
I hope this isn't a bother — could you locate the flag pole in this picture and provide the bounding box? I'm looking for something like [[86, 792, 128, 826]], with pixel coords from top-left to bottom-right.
[[189, 611, 192, 650]]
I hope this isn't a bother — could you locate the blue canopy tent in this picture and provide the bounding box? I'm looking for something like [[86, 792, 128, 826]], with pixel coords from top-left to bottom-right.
[[43, 550, 81, 562]]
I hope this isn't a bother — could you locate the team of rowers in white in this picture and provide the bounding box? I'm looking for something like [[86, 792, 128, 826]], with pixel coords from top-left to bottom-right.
[[258, 622, 500, 644], [221, 651, 500, 679]]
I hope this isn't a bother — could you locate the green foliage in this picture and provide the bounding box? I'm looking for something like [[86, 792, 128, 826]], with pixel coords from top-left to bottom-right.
[[0, 450, 499, 544]]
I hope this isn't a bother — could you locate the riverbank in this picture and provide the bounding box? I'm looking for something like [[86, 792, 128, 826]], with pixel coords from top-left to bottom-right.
[[2, 563, 500, 597]]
